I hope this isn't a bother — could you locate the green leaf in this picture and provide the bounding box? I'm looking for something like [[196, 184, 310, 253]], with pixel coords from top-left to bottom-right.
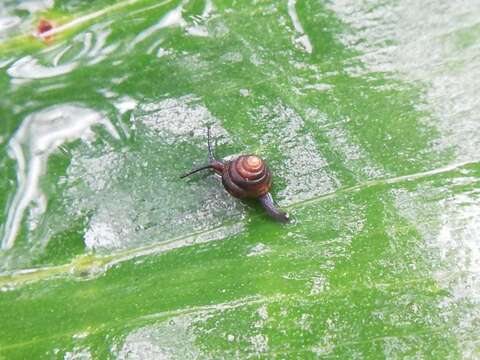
[[1, 0, 479, 358]]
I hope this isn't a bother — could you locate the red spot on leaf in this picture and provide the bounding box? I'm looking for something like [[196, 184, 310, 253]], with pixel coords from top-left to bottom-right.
[[37, 19, 54, 42]]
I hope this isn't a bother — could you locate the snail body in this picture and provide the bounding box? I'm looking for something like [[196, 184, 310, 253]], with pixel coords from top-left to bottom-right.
[[181, 129, 289, 222]]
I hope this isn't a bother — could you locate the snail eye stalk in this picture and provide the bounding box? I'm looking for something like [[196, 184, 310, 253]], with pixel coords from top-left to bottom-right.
[[207, 126, 215, 162], [180, 127, 224, 179], [179, 165, 214, 179]]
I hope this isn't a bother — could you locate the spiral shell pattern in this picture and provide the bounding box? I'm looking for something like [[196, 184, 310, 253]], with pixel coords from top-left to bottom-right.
[[221, 155, 272, 199]]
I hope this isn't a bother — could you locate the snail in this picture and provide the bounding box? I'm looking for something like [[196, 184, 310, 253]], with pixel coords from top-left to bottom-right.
[[180, 128, 289, 222]]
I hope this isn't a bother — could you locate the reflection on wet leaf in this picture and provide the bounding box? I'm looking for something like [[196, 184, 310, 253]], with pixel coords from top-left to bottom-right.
[[1, 104, 119, 250], [0, 0, 479, 358]]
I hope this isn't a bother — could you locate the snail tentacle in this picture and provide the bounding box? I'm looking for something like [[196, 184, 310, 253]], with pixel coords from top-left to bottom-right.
[[180, 164, 214, 179], [258, 193, 289, 223], [180, 128, 224, 178], [207, 126, 215, 162], [207, 127, 224, 174]]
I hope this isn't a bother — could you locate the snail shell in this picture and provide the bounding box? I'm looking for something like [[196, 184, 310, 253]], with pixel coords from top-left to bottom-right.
[[221, 155, 272, 199]]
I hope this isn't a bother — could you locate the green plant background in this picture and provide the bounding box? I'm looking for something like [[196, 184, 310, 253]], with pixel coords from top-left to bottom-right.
[[0, 0, 479, 358]]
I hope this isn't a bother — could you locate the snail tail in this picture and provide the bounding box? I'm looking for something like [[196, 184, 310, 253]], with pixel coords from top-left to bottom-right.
[[259, 193, 289, 223]]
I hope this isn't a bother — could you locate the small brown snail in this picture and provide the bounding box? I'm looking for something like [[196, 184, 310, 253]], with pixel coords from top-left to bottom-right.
[[181, 128, 289, 222]]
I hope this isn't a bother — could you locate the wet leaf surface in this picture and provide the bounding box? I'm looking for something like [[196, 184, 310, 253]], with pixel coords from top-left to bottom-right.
[[0, 0, 479, 358]]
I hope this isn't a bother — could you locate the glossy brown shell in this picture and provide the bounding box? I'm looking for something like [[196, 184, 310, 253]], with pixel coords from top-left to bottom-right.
[[221, 155, 272, 199]]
